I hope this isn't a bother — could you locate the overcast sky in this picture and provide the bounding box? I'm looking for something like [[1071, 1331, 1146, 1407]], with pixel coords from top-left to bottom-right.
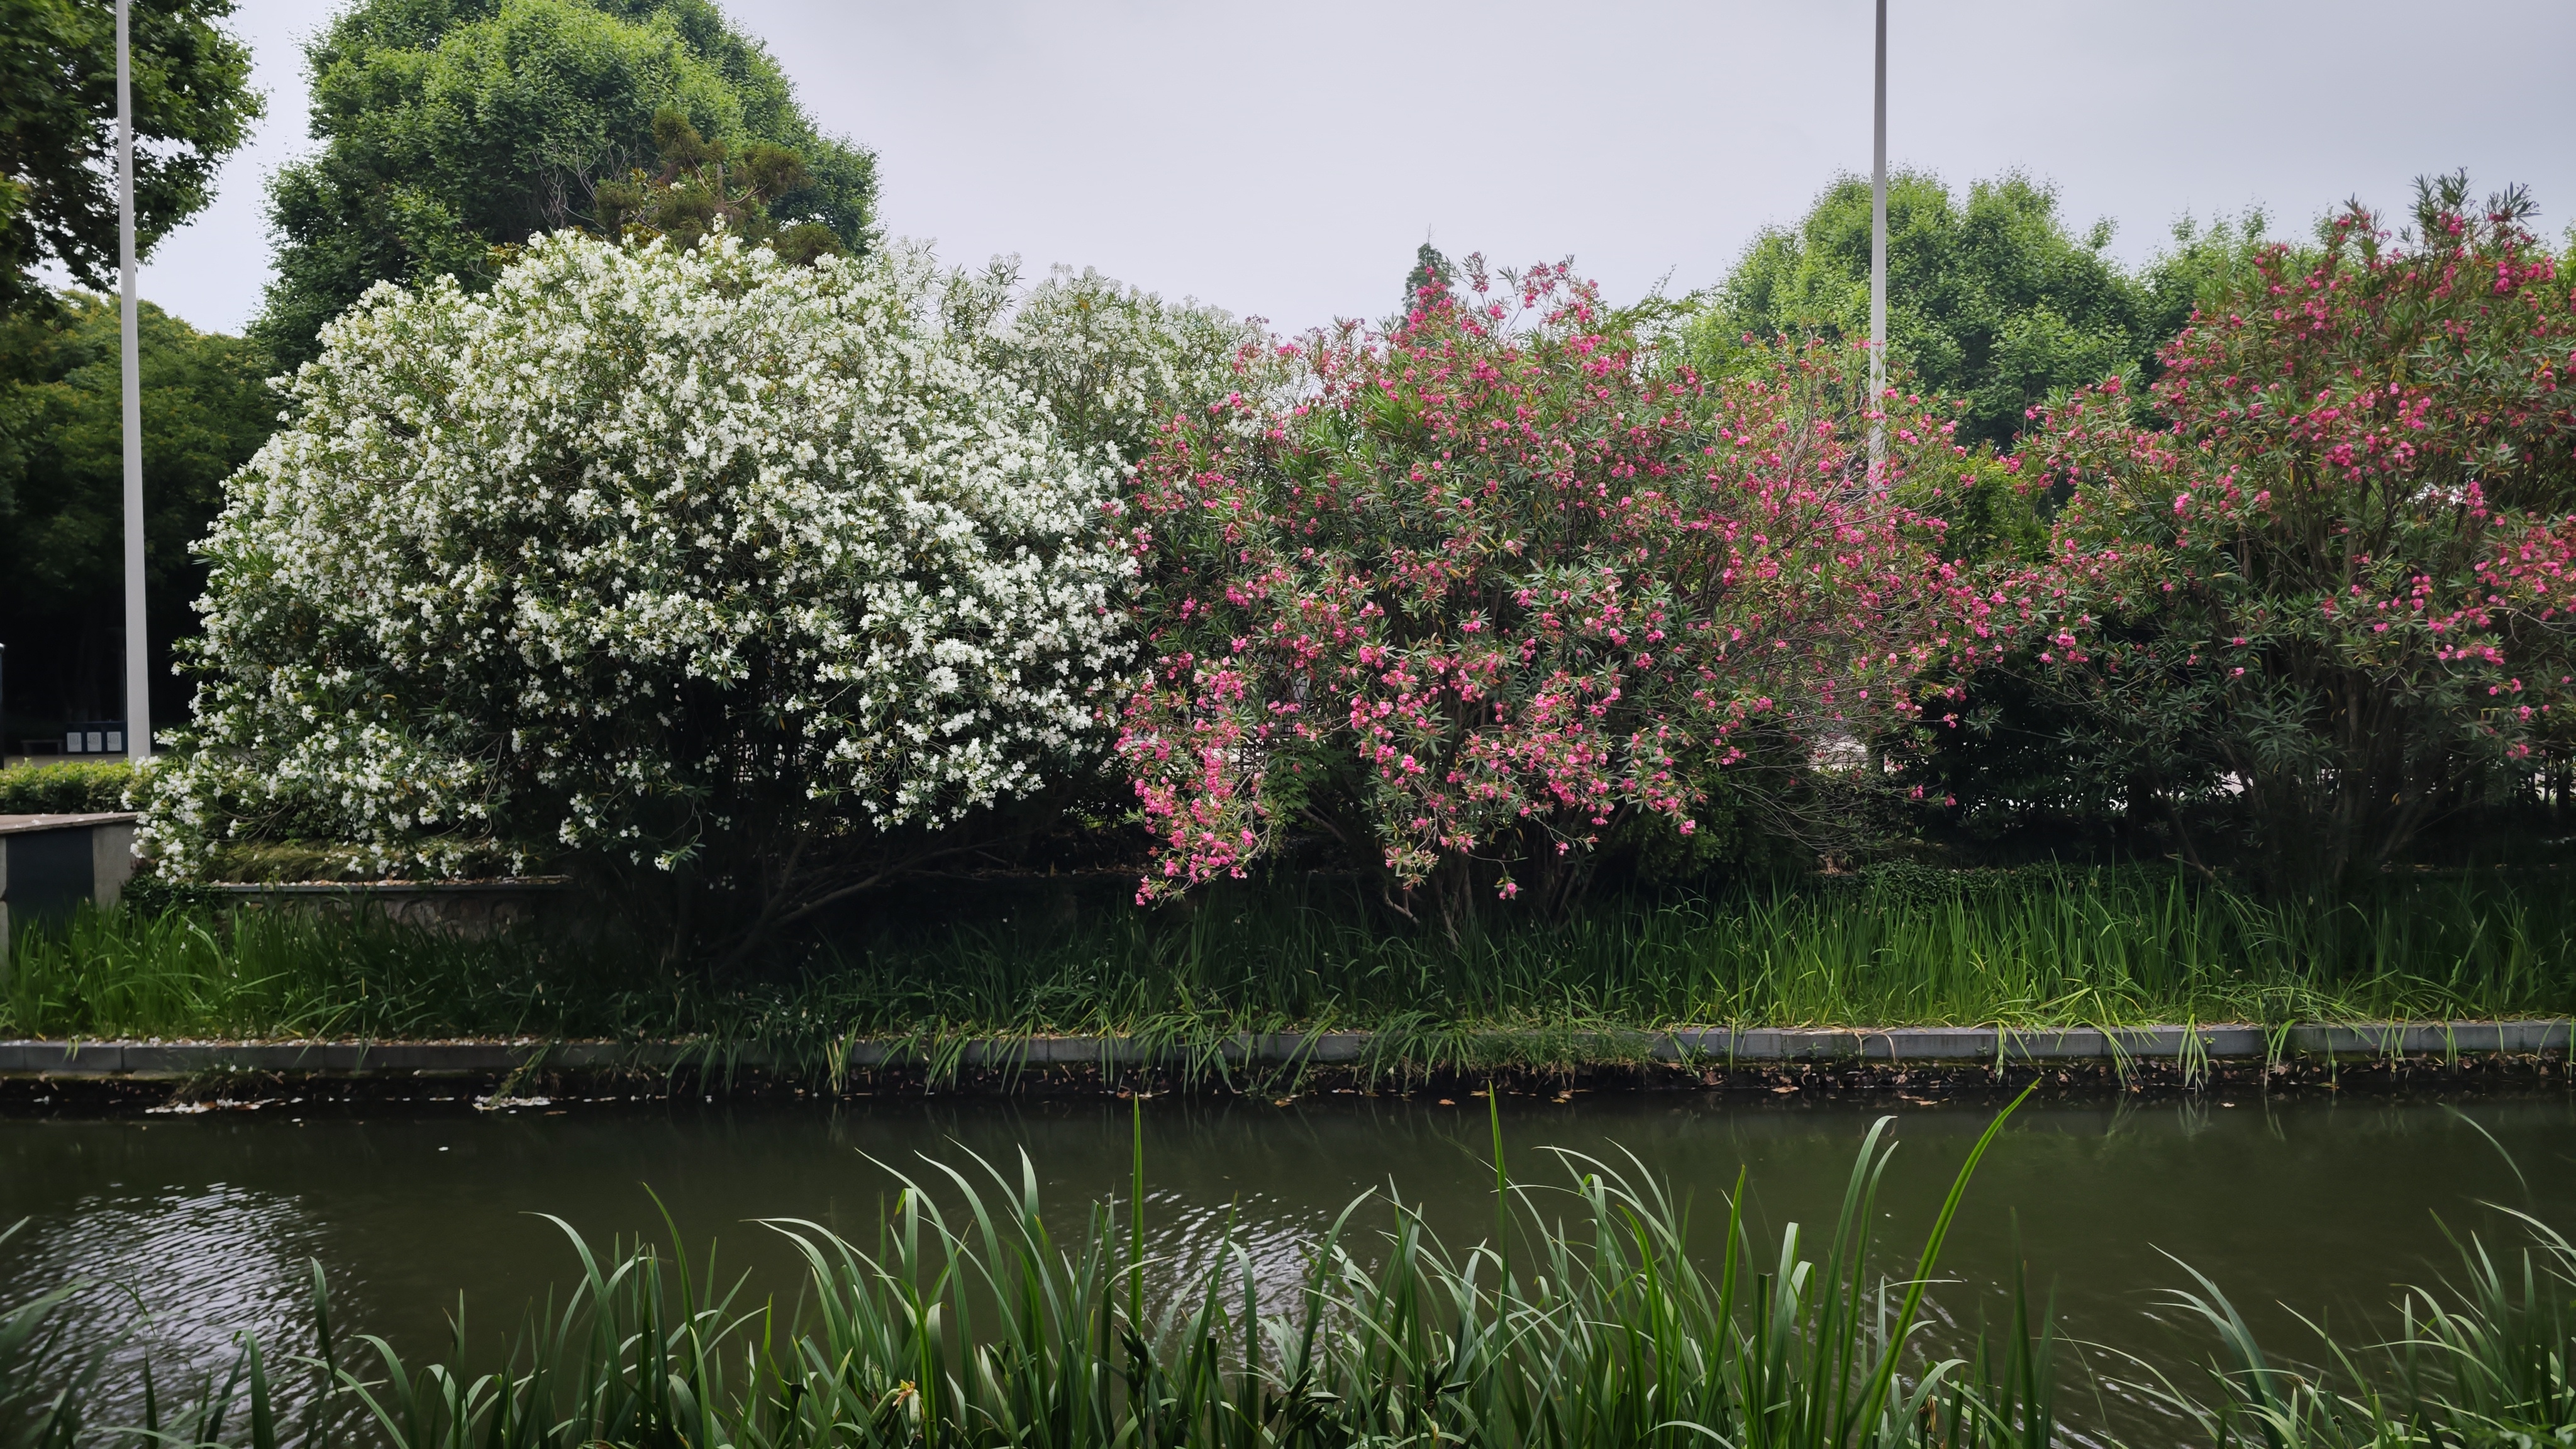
[[131, 0, 2576, 338]]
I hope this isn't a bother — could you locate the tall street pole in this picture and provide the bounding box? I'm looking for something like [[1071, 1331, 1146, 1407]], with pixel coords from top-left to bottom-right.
[[118, 0, 150, 762], [1868, 0, 1888, 479]]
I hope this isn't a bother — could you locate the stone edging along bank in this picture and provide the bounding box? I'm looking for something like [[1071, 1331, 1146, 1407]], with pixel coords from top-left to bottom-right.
[[0, 1020, 2567, 1080]]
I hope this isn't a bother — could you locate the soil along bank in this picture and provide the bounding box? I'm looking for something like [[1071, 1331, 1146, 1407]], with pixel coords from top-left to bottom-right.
[[0, 1020, 2565, 1100]]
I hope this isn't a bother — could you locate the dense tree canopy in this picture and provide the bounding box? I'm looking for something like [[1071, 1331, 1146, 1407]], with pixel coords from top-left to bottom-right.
[[252, 0, 875, 369], [1692, 170, 2253, 452], [0, 0, 260, 316], [0, 294, 274, 738]]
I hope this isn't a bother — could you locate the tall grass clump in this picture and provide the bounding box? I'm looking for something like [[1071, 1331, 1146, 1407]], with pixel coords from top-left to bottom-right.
[[8, 865, 2573, 1053], [2104, 1207, 2576, 1449], [0, 904, 648, 1041], [696, 865, 2576, 1070]]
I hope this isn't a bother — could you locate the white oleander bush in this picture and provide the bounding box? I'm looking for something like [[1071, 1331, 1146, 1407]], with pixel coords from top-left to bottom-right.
[[143, 231, 1161, 924]]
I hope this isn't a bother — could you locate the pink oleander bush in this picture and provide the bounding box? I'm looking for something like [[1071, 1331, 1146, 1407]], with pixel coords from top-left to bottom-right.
[[2007, 174, 2576, 891], [1118, 259, 1989, 904]]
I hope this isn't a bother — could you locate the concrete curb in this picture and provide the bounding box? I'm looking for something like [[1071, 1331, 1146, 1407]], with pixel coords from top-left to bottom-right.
[[1, 1021, 2566, 1078]]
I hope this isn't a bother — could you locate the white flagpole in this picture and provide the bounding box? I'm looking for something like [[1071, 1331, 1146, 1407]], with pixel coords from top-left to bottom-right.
[[118, 0, 150, 762], [1868, 0, 1888, 480]]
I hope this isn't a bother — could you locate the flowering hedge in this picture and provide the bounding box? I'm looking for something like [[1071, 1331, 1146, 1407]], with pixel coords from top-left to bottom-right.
[[145, 232, 1138, 919], [153, 192, 2576, 926], [1117, 262, 1980, 902], [2010, 177, 2576, 889]]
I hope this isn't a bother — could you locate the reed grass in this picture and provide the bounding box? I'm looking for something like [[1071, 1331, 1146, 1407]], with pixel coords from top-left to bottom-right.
[[6, 866, 2573, 1066], [5, 1104, 2572, 1449], [2109, 1208, 2576, 1449], [0, 906, 631, 1043], [3, 1102, 2041, 1449]]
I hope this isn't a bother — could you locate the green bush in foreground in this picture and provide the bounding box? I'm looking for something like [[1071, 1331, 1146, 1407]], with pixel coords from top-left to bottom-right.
[[8, 867, 2570, 1058], [3, 1109, 2571, 1449]]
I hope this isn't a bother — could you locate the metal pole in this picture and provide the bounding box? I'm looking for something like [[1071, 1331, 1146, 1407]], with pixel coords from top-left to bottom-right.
[[1868, 0, 1888, 479], [118, 0, 150, 762]]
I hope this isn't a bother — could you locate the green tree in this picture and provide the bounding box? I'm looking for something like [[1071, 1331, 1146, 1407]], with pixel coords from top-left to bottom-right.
[[1696, 170, 2169, 451], [0, 294, 274, 738], [1401, 242, 1452, 314], [0, 0, 260, 315], [585, 108, 842, 262], [252, 0, 874, 369]]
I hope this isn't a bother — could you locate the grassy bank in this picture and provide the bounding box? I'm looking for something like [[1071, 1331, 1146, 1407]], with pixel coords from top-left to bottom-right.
[[6, 867, 2572, 1067], [4, 1106, 2571, 1449]]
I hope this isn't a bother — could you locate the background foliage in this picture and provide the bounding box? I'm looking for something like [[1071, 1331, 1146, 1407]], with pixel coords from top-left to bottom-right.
[[9, 0, 2570, 958], [0, 0, 259, 316], [251, 0, 875, 370], [0, 295, 273, 737], [0, 757, 130, 813], [1690, 169, 2259, 450]]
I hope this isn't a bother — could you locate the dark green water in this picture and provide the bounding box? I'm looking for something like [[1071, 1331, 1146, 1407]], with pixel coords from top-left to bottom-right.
[[4, 1089, 2572, 1426]]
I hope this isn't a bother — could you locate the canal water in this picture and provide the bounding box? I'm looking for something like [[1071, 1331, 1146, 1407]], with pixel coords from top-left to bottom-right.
[[3, 1088, 2571, 1428]]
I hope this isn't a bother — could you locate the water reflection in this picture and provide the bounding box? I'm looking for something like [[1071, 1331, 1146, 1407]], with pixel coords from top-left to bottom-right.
[[6, 1179, 328, 1416]]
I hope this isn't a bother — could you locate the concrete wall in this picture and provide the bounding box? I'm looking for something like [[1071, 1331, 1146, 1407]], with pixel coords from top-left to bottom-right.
[[0, 813, 138, 963], [210, 880, 574, 938]]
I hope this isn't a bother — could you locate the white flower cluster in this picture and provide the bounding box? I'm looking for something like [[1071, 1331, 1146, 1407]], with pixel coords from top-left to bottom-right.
[[144, 231, 1137, 878]]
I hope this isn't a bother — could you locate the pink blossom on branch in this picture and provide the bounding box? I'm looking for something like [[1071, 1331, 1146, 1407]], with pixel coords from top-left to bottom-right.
[[1117, 261, 1975, 901]]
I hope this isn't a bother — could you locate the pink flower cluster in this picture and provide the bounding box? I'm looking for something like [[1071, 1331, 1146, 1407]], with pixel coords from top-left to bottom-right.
[[1116, 264, 1973, 899]]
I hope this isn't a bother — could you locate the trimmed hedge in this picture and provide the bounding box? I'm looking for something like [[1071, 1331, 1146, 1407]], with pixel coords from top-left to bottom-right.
[[0, 758, 135, 813]]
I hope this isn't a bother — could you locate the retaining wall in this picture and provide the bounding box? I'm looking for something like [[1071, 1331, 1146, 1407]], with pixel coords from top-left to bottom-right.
[[208, 880, 574, 936]]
